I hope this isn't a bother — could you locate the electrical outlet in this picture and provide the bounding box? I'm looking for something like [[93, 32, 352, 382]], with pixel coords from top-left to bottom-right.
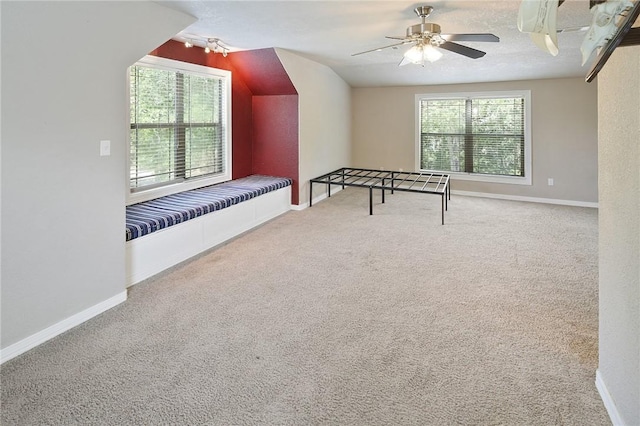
[[548, 178, 554, 186]]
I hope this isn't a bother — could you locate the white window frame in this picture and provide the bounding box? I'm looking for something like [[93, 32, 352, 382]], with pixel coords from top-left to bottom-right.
[[415, 90, 531, 185], [127, 55, 232, 205]]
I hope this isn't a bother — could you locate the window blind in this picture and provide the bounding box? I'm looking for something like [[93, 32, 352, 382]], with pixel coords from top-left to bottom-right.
[[129, 64, 226, 190], [419, 96, 525, 177]]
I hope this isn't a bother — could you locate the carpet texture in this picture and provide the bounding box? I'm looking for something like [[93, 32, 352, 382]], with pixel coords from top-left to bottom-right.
[[1, 190, 609, 425]]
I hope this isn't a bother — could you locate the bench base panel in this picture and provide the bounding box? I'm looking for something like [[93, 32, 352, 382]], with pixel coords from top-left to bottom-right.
[[126, 186, 291, 287]]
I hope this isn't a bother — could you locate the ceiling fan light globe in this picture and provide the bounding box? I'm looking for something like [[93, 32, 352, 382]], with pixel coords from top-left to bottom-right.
[[404, 45, 425, 63], [403, 44, 442, 65], [423, 45, 443, 62]]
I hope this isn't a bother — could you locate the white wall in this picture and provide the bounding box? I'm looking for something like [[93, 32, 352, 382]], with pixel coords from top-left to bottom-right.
[[597, 45, 640, 426], [275, 49, 352, 205], [1, 1, 194, 352], [351, 78, 598, 204]]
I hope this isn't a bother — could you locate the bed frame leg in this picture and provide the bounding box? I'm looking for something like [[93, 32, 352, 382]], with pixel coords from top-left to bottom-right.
[[445, 179, 450, 211], [369, 187, 373, 215], [441, 194, 445, 225], [391, 172, 395, 194]]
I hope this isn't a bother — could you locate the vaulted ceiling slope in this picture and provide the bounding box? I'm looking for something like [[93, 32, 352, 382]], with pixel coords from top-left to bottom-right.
[[159, 0, 596, 87]]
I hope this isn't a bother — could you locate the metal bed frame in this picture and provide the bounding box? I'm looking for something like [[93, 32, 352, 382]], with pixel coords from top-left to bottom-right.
[[309, 167, 451, 224]]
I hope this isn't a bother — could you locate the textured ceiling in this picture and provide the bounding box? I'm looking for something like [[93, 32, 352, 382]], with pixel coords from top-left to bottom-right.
[[158, 0, 596, 87]]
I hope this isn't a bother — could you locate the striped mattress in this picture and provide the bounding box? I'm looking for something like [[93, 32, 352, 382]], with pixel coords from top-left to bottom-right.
[[126, 175, 292, 241]]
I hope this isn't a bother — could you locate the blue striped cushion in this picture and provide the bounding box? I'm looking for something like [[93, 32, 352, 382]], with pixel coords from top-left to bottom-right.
[[126, 175, 292, 241]]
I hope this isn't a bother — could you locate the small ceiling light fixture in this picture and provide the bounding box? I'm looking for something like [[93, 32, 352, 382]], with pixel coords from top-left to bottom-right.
[[207, 38, 229, 57], [179, 35, 231, 56]]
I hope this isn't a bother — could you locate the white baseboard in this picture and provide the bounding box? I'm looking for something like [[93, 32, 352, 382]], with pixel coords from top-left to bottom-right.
[[451, 190, 598, 208], [295, 186, 345, 210], [596, 369, 626, 426], [0, 291, 127, 364]]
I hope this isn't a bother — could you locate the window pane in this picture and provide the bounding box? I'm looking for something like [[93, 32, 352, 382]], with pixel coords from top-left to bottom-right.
[[471, 97, 524, 176], [473, 135, 524, 176], [185, 126, 224, 178], [129, 128, 176, 187], [131, 67, 176, 124], [420, 134, 465, 172], [472, 98, 524, 136], [185, 75, 221, 124], [421, 99, 465, 134], [420, 99, 466, 172]]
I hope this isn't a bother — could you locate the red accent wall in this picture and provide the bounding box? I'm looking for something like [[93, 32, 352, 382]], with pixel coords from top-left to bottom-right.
[[252, 96, 299, 204], [149, 41, 300, 204]]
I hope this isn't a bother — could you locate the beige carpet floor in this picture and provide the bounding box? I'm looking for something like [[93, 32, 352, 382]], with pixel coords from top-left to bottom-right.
[[1, 189, 609, 425]]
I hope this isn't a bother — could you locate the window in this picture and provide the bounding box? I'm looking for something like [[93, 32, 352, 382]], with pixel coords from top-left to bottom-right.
[[416, 91, 531, 185], [128, 56, 231, 203]]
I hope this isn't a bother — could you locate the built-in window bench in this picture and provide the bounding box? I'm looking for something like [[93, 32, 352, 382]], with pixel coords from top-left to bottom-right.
[[125, 175, 292, 287]]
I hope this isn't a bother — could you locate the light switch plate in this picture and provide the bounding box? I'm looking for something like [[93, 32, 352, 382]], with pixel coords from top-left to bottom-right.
[[100, 140, 111, 156]]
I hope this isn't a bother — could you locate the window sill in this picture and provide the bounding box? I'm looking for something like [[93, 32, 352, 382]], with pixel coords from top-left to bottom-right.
[[127, 173, 232, 206], [421, 170, 531, 186]]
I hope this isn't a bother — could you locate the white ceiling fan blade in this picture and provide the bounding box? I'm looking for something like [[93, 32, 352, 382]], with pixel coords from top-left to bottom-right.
[[351, 41, 412, 56], [385, 36, 411, 41], [441, 34, 500, 42]]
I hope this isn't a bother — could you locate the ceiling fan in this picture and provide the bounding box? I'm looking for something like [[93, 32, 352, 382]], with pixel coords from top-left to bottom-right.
[[352, 5, 500, 65]]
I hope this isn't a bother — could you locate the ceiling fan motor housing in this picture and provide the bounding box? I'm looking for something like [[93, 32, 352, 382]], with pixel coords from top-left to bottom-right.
[[407, 22, 441, 37], [407, 22, 444, 45]]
